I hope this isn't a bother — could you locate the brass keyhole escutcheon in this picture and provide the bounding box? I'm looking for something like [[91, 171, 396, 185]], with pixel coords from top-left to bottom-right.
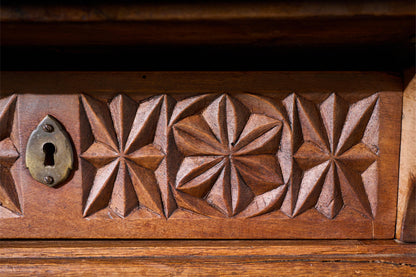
[[26, 115, 74, 187]]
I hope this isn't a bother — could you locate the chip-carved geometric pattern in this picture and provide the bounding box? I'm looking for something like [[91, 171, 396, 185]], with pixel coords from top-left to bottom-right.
[[0, 95, 21, 216], [79, 93, 380, 219], [172, 94, 287, 217], [283, 93, 379, 219], [81, 94, 167, 218]]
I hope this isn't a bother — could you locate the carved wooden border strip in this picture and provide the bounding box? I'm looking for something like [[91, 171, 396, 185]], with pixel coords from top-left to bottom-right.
[[0, 72, 402, 238]]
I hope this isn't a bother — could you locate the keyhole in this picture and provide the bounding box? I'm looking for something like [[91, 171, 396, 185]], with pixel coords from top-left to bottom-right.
[[43, 143, 55, 166]]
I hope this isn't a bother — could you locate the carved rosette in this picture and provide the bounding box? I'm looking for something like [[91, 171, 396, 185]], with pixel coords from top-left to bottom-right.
[[172, 94, 289, 218], [0, 95, 21, 216], [81, 94, 168, 218], [282, 93, 379, 219]]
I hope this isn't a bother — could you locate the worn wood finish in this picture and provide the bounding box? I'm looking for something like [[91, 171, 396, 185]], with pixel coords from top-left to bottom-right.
[[0, 240, 414, 276], [1, 240, 414, 261], [2, 260, 415, 277], [397, 74, 416, 242], [0, 72, 402, 238]]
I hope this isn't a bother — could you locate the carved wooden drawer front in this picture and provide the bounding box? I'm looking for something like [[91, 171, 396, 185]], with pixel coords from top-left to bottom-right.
[[0, 72, 402, 239]]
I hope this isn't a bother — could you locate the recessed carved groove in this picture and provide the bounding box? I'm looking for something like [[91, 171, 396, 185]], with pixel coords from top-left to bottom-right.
[[80, 93, 380, 220]]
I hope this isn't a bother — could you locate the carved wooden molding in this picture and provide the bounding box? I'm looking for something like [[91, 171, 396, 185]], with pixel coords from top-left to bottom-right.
[[0, 72, 402, 238]]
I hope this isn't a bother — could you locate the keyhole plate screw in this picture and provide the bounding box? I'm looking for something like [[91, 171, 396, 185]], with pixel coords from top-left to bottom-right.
[[42, 124, 54, 133], [43, 176, 54, 185]]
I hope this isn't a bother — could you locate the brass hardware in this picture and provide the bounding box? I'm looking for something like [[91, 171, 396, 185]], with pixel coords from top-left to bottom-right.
[[26, 115, 74, 187]]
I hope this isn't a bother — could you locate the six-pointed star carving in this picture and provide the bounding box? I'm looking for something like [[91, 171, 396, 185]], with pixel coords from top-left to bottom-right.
[[81, 94, 165, 217], [173, 94, 284, 217], [292, 93, 378, 218], [0, 95, 21, 214]]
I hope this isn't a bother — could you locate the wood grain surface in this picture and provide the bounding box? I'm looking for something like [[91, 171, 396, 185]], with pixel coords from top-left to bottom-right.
[[0, 240, 414, 276], [397, 73, 416, 242], [0, 71, 402, 239]]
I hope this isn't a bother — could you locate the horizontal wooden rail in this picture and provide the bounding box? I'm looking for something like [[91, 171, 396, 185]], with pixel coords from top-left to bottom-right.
[[0, 240, 414, 276]]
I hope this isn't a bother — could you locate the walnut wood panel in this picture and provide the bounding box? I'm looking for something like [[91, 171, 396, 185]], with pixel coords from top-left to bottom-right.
[[397, 73, 416, 242], [0, 240, 414, 276], [0, 72, 402, 238]]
